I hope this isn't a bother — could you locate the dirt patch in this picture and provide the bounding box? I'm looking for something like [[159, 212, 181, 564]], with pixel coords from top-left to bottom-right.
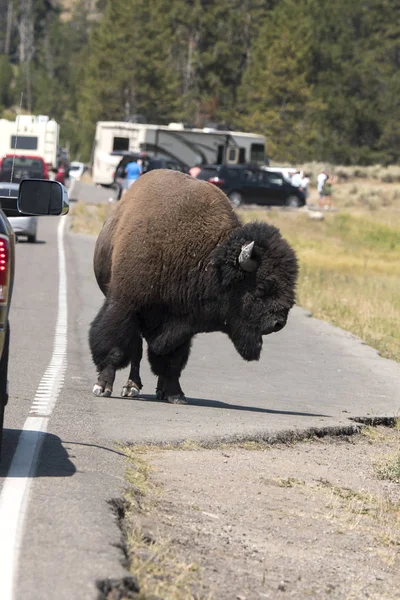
[[123, 427, 400, 599]]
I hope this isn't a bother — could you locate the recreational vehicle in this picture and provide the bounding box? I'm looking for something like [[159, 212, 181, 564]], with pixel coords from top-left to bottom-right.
[[92, 121, 267, 186], [0, 115, 60, 169]]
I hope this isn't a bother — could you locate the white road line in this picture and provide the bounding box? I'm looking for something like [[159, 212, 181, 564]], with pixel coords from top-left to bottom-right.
[[0, 217, 68, 600]]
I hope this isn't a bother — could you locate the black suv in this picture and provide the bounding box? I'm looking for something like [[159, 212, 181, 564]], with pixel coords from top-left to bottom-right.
[[197, 164, 306, 208], [113, 152, 189, 200]]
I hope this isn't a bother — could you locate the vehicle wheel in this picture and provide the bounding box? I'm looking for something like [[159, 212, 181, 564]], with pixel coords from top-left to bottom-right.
[[228, 191, 243, 208], [285, 195, 301, 208], [0, 323, 10, 458], [27, 232, 37, 243]]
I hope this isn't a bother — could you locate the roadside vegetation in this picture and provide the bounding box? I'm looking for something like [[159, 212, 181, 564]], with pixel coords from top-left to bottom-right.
[[69, 201, 109, 236], [120, 447, 204, 599]]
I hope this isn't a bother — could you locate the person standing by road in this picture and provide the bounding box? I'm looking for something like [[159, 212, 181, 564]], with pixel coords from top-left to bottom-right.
[[124, 157, 142, 193], [317, 170, 328, 209], [291, 169, 303, 187]]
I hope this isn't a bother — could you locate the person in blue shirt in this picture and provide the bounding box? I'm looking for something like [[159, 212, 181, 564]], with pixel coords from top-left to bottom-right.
[[124, 158, 142, 192]]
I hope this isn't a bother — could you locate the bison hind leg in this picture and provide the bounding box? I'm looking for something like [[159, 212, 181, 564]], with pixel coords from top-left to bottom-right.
[[92, 347, 126, 397], [89, 300, 142, 398], [148, 340, 192, 404]]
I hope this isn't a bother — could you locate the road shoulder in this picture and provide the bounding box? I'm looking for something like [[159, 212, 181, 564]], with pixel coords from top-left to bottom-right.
[[101, 426, 400, 599]]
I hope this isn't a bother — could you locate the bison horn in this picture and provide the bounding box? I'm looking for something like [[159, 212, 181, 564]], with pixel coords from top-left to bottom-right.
[[238, 241, 257, 272]]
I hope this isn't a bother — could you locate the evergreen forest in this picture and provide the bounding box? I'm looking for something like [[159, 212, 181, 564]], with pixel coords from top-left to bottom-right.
[[1, 0, 399, 164]]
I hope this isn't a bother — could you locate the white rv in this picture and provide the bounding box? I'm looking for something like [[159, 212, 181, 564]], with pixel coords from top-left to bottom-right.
[[92, 121, 267, 186], [0, 115, 60, 169]]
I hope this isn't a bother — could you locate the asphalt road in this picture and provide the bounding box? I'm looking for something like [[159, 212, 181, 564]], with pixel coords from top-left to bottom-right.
[[68, 178, 118, 203], [0, 197, 399, 599]]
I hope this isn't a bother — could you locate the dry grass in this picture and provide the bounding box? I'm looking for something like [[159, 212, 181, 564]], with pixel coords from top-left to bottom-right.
[[316, 478, 400, 559], [122, 447, 207, 600], [69, 201, 110, 236], [375, 453, 400, 483]]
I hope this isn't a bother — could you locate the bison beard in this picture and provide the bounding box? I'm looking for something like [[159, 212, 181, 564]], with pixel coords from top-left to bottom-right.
[[89, 169, 298, 403]]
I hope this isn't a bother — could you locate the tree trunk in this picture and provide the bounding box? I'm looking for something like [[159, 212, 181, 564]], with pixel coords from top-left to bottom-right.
[[5, 0, 14, 56]]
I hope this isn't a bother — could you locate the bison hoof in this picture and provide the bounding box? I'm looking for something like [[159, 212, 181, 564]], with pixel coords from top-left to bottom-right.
[[155, 389, 165, 401], [92, 384, 112, 397], [121, 381, 140, 398], [166, 394, 187, 405]]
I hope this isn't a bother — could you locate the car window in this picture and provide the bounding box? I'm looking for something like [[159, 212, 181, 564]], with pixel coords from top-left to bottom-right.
[[113, 137, 129, 152], [263, 172, 284, 186], [250, 143, 265, 164], [166, 161, 181, 171], [198, 168, 218, 180], [2, 157, 44, 170], [242, 169, 257, 182], [11, 135, 38, 150]]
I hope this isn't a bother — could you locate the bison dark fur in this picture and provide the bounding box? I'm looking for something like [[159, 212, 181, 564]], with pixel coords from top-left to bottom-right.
[[89, 169, 298, 403]]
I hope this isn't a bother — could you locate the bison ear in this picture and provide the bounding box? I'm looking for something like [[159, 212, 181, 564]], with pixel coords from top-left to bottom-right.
[[238, 241, 257, 273]]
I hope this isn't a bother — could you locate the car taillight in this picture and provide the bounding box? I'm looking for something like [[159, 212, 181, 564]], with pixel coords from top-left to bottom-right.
[[208, 176, 225, 185], [0, 236, 9, 304]]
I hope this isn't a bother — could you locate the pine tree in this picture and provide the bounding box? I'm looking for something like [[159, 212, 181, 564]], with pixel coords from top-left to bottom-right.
[[238, 0, 320, 162]]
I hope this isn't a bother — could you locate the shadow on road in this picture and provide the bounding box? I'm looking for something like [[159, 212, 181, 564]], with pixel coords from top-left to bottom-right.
[[121, 394, 330, 418], [0, 429, 76, 478], [63, 440, 127, 457], [16, 239, 46, 245]]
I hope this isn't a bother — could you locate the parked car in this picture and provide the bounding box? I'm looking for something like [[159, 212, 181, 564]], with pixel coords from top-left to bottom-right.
[[0, 183, 38, 243], [0, 154, 49, 184], [0, 178, 69, 456], [68, 161, 86, 180], [197, 164, 306, 208], [113, 152, 189, 200]]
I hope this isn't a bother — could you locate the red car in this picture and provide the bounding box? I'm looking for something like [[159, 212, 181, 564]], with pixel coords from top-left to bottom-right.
[[0, 154, 49, 183]]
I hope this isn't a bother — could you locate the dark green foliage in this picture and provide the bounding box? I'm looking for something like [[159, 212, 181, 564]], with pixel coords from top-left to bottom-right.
[[1, 0, 400, 164]]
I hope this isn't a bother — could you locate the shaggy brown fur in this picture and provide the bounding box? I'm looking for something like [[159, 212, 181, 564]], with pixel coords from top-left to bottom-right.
[[94, 170, 240, 303], [90, 169, 298, 403]]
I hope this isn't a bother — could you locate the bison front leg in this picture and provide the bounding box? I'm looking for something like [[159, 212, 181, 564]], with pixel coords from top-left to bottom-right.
[[145, 318, 196, 357], [89, 300, 142, 398], [148, 340, 192, 404]]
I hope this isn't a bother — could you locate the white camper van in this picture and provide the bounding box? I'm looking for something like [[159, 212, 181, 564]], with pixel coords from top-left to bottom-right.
[[92, 121, 267, 186], [0, 115, 60, 169]]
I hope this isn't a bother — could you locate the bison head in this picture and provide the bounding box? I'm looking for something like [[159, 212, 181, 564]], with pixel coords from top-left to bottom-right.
[[211, 221, 298, 361]]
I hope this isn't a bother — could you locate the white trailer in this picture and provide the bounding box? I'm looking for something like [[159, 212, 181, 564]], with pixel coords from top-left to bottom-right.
[[0, 115, 60, 169], [92, 121, 267, 186]]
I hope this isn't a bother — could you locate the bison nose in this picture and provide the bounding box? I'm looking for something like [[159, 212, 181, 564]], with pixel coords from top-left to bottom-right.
[[273, 318, 287, 332]]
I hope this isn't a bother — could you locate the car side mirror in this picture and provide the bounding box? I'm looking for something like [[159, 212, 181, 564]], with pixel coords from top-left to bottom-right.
[[17, 179, 69, 216]]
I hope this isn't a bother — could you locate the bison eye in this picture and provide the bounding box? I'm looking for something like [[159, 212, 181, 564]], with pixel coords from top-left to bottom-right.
[[255, 281, 275, 298]]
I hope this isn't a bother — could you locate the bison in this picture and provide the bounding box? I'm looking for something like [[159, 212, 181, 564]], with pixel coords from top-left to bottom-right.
[[89, 169, 298, 403]]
